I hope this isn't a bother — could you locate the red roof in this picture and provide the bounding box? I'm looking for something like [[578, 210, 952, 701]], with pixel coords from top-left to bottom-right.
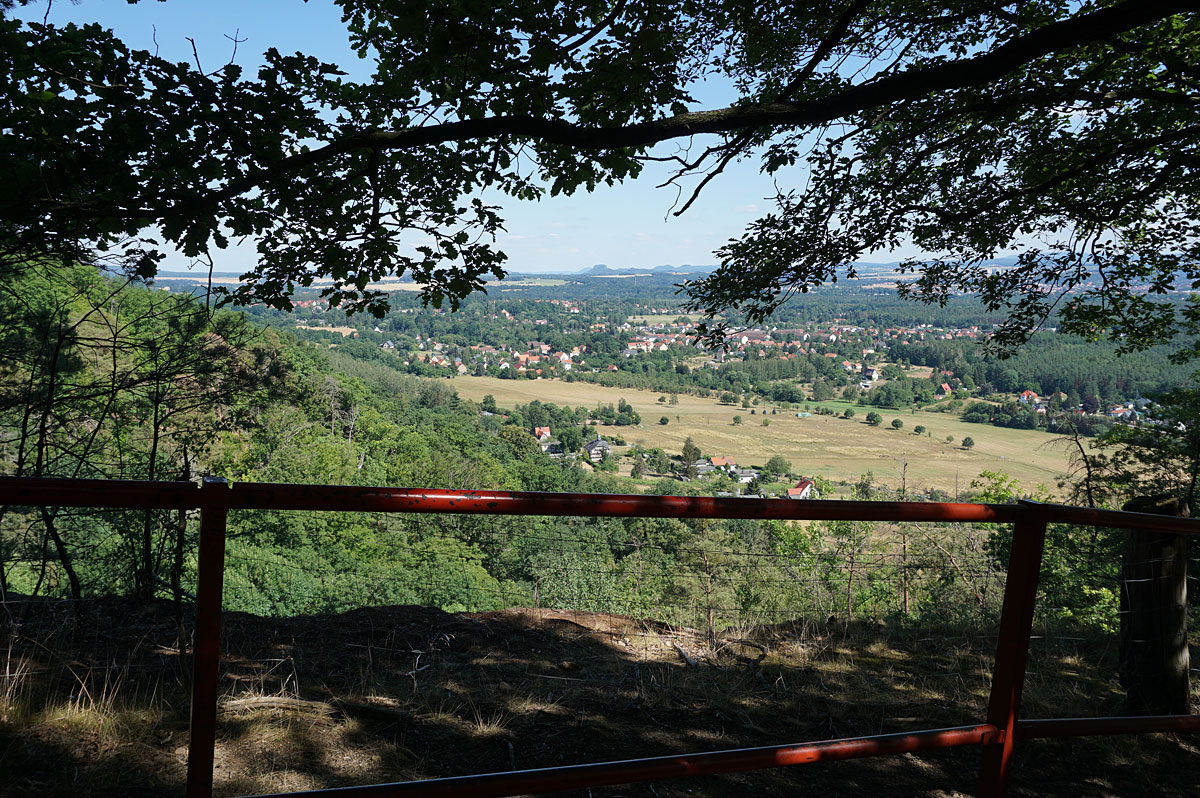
[[787, 479, 814, 498]]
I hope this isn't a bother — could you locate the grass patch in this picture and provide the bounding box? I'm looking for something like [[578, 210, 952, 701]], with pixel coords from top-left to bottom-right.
[[453, 377, 1073, 497]]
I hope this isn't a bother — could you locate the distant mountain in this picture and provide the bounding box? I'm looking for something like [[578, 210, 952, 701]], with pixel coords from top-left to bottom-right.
[[651, 263, 712, 274], [155, 270, 244, 280], [578, 264, 619, 275], [570, 263, 712, 276]]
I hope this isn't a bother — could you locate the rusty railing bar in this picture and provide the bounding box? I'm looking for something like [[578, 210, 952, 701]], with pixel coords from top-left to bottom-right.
[[187, 476, 230, 798], [978, 500, 1048, 797], [1040, 503, 1200, 535], [226, 482, 1023, 522], [0, 476, 199, 509], [1017, 715, 1200, 738], [3, 476, 1200, 535], [243, 724, 1000, 798]]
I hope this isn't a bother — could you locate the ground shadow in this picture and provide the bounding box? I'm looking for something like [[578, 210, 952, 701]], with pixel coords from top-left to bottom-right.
[[2, 597, 1197, 797]]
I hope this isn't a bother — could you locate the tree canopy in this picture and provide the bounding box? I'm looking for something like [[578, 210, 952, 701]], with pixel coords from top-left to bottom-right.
[[3, 0, 1198, 355]]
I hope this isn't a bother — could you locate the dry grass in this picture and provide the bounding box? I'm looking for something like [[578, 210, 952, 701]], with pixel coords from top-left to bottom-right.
[[626, 314, 705, 324], [295, 324, 357, 336], [452, 376, 1073, 496], [2, 599, 1196, 797]]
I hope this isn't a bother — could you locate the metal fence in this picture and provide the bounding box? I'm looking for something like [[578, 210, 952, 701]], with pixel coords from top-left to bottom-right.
[[1, 475, 1197, 798]]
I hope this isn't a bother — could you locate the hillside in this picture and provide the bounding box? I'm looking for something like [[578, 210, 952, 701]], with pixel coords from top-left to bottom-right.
[[2, 599, 1196, 797]]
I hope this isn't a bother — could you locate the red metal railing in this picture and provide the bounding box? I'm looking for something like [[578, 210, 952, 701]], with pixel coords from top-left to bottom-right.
[[1, 476, 1197, 798]]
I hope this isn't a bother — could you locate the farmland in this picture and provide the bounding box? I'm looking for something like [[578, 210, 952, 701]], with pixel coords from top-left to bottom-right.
[[452, 376, 1073, 496]]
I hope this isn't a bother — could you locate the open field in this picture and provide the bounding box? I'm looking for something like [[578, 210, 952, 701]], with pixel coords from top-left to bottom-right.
[[453, 377, 1074, 497], [295, 324, 357, 336], [627, 313, 705, 325]]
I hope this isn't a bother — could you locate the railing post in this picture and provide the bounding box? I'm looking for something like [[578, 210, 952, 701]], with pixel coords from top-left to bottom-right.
[[978, 500, 1047, 797], [187, 476, 230, 798]]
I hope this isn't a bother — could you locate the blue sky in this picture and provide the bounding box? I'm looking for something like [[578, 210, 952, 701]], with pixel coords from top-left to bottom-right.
[[21, 0, 885, 274]]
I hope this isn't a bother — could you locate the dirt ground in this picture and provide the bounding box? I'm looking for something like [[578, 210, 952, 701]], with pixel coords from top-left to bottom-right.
[[1, 598, 1196, 797]]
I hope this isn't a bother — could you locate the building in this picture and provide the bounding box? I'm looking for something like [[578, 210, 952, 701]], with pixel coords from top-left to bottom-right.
[[583, 438, 612, 463], [786, 479, 816, 500]]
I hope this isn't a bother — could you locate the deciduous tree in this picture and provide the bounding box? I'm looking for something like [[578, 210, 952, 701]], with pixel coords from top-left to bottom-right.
[[4, 1, 1197, 357]]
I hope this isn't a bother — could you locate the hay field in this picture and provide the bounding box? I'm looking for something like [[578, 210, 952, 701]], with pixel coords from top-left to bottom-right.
[[295, 324, 357, 336], [452, 376, 1073, 497], [626, 313, 705, 324]]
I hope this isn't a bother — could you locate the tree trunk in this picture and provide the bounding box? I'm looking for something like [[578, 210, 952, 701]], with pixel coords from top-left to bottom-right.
[[1119, 495, 1190, 715]]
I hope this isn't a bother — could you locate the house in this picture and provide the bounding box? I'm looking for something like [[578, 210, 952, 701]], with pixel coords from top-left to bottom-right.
[[732, 468, 760, 484], [862, 367, 880, 382], [786, 479, 816, 500], [540, 439, 564, 455], [583, 438, 612, 463], [1018, 390, 1039, 404], [710, 456, 736, 468], [533, 426, 552, 442]]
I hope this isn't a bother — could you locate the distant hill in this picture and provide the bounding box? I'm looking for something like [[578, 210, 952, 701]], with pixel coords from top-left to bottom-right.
[[567, 263, 713, 276], [155, 270, 244, 280]]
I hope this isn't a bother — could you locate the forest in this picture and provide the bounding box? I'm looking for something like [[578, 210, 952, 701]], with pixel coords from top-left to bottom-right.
[[0, 266, 1145, 637]]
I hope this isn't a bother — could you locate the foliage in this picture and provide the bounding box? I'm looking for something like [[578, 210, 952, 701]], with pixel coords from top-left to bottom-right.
[[5, 2, 1198, 359], [971, 471, 1122, 634], [1074, 388, 1200, 515], [962, 436, 976, 449]]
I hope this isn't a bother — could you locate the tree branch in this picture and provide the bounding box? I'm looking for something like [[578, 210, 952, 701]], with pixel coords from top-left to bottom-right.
[[197, 0, 1191, 212]]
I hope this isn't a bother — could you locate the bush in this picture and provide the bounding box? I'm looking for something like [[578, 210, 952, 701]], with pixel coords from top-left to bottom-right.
[[659, 416, 670, 425], [913, 424, 926, 435], [866, 411, 882, 426], [962, 436, 976, 449], [891, 418, 904, 430], [843, 408, 855, 419]]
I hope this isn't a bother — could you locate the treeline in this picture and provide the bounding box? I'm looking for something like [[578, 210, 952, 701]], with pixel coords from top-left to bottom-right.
[[889, 334, 1192, 403], [564, 350, 847, 403], [767, 288, 1005, 329]]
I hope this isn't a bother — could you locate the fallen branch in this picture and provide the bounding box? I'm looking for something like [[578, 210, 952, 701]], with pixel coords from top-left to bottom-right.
[[220, 695, 336, 716], [672, 642, 699, 668]]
